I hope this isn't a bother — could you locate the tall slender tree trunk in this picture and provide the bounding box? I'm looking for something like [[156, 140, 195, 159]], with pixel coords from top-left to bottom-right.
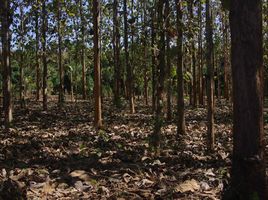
[[143, 1, 148, 106], [223, 11, 230, 101], [151, 6, 156, 113], [58, 1, 64, 107], [176, 0, 185, 135], [205, 0, 214, 151], [93, 0, 102, 128], [113, 0, 121, 106], [35, 3, 40, 101], [197, 0, 203, 105], [124, 0, 135, 113], [80, 0, 87, 100], [1, 0, 13, 126], [19, 4, 25, 109], [166, 0, 172, 120], [151, 0, 166, 152], [224, 0, 267, 199], [42, 0, 48, 111], [187, 0, 197, 107]]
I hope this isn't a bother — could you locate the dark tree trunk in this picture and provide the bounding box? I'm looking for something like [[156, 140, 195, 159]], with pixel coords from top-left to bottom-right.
[[187, 0, 197, 107], [197, 0, 203, 106], [223, 10, 230, 101], [58, 2, 64, 107], [165, 0, 172, 121], [143, 1, 148, 106], [93, 0, 102, 128], [35, 3, 40, 101], [1, 0, 13, 126], [123, 0, 135, 113], [176, 0, 185, 135], [80, 0, 87, 100], [113, 0, 121, 106], [42, 0, 48, 111], [19, 4, 25, 109], [224, 0, 268, 199], [151, 6, 157, 113], [205, 0, 214, 151], [151, 0, 166, 153]]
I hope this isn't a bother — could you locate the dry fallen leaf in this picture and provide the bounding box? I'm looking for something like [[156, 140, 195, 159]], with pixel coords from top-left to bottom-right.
[[175, 179, 200, 193]]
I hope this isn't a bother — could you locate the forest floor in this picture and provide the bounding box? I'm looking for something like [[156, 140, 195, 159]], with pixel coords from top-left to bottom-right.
[[0, 98, 234, 200]]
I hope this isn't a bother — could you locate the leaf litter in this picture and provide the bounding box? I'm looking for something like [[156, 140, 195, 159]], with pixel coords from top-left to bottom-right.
[[0, 99, 233, 199]]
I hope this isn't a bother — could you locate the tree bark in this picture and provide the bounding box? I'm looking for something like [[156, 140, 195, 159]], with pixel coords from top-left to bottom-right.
[[35, 2, 40, 101], [93, 0, 102, 128], [176, 0, 185, 135], [205, 0, 214, 151], [197, 0, 203, 106], [113, 0, 121, 106], [123, 0, 135, 113], [80, 0, 87, 100], [58, 0, 64, 106], [1, 0, 13, 126], [42, 0, 48, 111], [165, 0, 172, 120], [151, 0, 166, 152], [224, 0, 268, 199], [151, 6, 157, 113]]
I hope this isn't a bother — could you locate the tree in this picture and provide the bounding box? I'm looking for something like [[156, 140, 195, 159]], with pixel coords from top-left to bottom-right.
[[113, 0, 121, 106], [80, 0, 87, 100], [187, 0, 197, 107], [197, 0, 204, 105], [123, 0, 135, 113], [57, 0, 64, 106], [176, 0, 185, 135], [18, 2, 26, 108], [35, 0, 41, 101], [165, 0, 172, 120], [42, 0, 48, 111], [151, 0, 166, 152], [151, 5, 156, 112], [93, 0, 102, 128], [224, 0, 268, 199], [205, 0, 214, 151], [1, 0, 13, 126]]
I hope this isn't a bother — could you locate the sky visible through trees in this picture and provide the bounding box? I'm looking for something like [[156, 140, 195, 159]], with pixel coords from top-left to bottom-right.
[[0, 0, 268, 199]]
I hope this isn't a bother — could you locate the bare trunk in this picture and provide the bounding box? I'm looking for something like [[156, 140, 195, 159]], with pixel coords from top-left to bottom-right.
[[93, 0, 102, 128], [197, 0, 203, 106], [205, 0, 214, 151], [35, 5, 40, 101], [176, 0, 185, 135], [80, 0, 87, 100], [151, 0, 166, 152], [1, 0, 13, 126], [124, 0, 135, 113], [224, 0, 267, 199], [166, 0, 172, 120], [113, 0, 121, 106], [58, 2, 64, 107], [151, 7, 156, 113], [42, 0, 48, 111]]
